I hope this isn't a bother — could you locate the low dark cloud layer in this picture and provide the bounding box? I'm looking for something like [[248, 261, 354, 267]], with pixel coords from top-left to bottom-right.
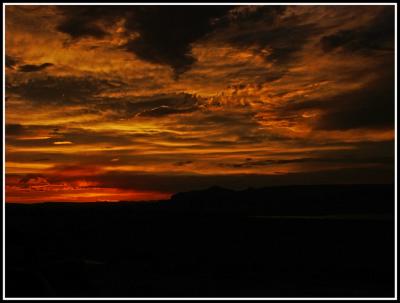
[[6, 55, 19, 69], [7, 76, 115, 104], [220, 156, 393, 169], [278, 71, 394, 131], [18, 63, 53, 73], [83, 167, 395, 193], [320, 6, 394, 53], [6, 123, 25, 136]]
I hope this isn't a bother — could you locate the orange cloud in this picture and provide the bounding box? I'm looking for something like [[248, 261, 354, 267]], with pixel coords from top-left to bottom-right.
[[5, 5, 395, 202]]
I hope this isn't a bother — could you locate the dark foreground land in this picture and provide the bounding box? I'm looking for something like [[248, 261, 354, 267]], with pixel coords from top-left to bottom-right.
[[6, 184, 395, 298]]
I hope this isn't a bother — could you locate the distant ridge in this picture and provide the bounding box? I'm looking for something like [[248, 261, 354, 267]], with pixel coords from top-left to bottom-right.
[[168, 184, 394, 216], [7, 184, 394, 218]]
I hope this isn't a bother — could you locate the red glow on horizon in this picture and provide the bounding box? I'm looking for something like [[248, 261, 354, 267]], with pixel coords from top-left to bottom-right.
[[6, 186, 171, 203]]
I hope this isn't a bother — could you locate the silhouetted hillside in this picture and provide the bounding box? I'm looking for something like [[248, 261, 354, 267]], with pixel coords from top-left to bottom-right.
[[169, 184, 394, 216], [5, 184, 395, 298]]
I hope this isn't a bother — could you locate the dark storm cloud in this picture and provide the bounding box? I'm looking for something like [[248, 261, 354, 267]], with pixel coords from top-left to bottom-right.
[[315, 82, 394, 131], [122, 6, 232, 77], [6, 124, 25, 136], [229, 23, 320, 64], [124, 6, 231, 76], [279, 73, 394, 131], [56, 6, 127, 39], [7, 76, 114, 104], [320, 6, 394, 53], [211, 6, 321, 65], [18, 63, 54, 73], [58, 18, 107, 39], [56, 5, 232, 77]]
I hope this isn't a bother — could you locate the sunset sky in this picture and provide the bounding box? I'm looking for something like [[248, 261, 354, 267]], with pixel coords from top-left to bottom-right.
[[5, 4, 395, 203]]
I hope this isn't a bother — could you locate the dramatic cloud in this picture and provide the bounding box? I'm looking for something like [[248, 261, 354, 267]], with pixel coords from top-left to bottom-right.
[[5, 4, 395, 202]]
